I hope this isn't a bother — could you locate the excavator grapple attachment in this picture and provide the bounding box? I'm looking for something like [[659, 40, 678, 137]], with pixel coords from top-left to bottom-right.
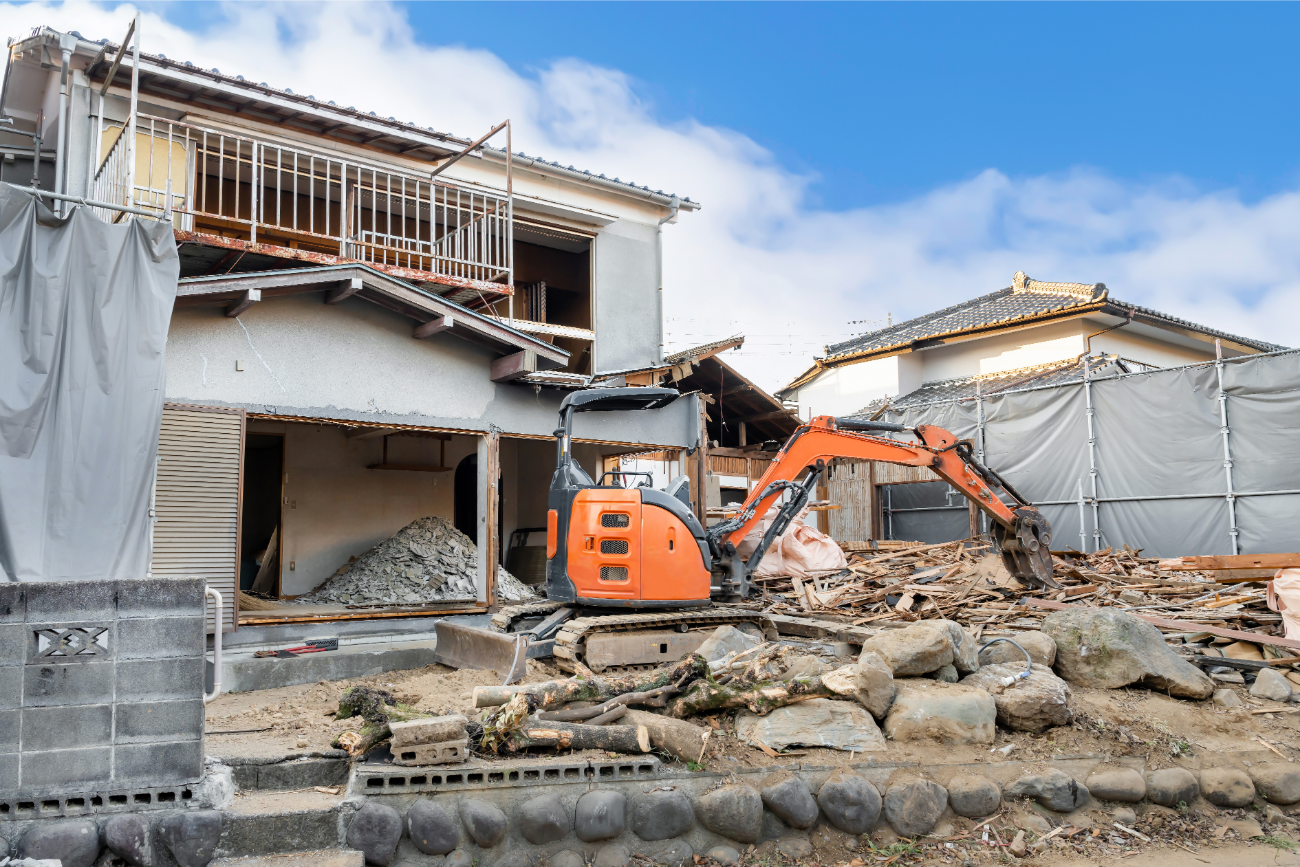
[[990, 507, 1058, 589]]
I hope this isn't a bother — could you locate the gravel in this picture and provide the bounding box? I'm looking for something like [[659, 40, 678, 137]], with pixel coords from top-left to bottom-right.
[[293, 516, 537, 605]]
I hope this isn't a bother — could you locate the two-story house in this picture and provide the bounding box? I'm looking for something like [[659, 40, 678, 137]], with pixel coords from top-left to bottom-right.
[[1, 24, 704, 631]]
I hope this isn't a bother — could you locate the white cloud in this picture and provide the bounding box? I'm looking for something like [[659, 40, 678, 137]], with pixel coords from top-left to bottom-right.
[[4, 1, 1297, 390]]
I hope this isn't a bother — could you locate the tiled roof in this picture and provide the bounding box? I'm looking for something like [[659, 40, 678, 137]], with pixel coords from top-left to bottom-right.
[[845, 354, 1142, 417], [664, 335, 744, 365], [822, 271, 1283, 364]]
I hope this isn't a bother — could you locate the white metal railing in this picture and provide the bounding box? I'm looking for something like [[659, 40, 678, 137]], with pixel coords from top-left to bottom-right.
[[99, 113, 512, 286], [89, 124, 132, 221]]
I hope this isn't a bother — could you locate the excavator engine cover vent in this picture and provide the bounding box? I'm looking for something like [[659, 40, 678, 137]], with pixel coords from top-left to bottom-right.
[[600, 540, 629, 555], [599, 566, 629, 582], [601, 513, 630, 528]]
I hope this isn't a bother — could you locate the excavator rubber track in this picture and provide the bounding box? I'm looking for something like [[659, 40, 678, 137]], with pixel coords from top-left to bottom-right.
[[492, 603, 778, 674]]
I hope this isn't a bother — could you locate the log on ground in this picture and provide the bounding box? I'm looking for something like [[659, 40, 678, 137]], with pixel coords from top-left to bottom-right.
[[622, 709, 710, 763], [474, 654, 709, 710], [508, 721, 650, 753]]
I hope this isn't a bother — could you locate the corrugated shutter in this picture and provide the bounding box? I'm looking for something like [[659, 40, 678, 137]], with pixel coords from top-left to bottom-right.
[[152, 406, 244, 633]]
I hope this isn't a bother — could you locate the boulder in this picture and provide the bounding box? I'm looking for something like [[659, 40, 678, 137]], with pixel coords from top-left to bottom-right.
[[103, 815, 150, 866], [695, 784, 764, 844], [947, 774, 1002, 817], [630, 787, 695, 841], [1005, 769, 1088, 813], [459, 799, 508, 848], [932, 620, 980, 675], [980, 632, 1056, 668], [1084, 768, 1145, 803], [883, 779, 947, 837], [1043, 609, 1214, 699], [346, 803, 403, 866], [1145, 768, 1198, 808], [861, 623, 953, 676], [1213, 689, 1244, 708], [157, 812, 223, 867], [445, 851, 473, 867], [760, 774, 820, 830], [407, 800, 461, 855], [19, 821, 102, 867], [932, 664, 959, 683], [883, 681, 997, 744], [704, 846, 739, 865], [845, 651, 896, 719], [959, 663, 1072, 733], [697, 625, 760, 668], [547, 852, 584, 867], [1199, 768, 1256, 808], [1249, 763, 1300, 805], [736, 698, 885, 752], [648, 841, 692, 867], [592, 843, 630, 867], [518, 793, 570, 846], [817, 772, 882, 835], [1251, 669, 1294, 702], [575, 791, 627, 842]]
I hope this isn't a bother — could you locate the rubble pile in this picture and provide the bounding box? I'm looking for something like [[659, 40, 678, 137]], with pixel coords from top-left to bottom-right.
[[295, 516, 537, 606]]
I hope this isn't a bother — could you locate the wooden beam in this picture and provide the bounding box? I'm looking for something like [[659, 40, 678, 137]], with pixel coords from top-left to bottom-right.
[[345, 427, 396, 441], [737, 408, 797, 424], [413, 314, 454, 339], [225, 289, 261, 318], [490, 350, 539, 383], [1158, 554, 1300, 572], [325, 277, 363, 305]]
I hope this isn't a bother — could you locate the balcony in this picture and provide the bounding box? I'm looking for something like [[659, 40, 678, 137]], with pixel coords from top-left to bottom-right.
[[90, 114, 513, 303]]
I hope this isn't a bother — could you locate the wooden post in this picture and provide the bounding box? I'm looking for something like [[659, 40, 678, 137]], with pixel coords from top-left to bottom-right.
[[968, 500, 980, 539], [816, 480, 830, 535], [695, 397, 710, 522], [480, 431, 501, 610]]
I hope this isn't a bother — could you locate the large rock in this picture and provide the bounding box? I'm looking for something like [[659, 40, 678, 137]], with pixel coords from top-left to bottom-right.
[[1249, 764, 1300, 805], [932, 620, 980, 675], [883, 681, 997, 744], [592, 843, 629, 867], [736, 698, 885, 752], [630, 788, 695, 841], [158, 812, 223, 867], [844, 651, 896, 719], [1200, 768, 1255, 808], [576, 791, 626, 842], [518, 793, 570, 845], [695, 784, 763, 843], [947, 775, 1002, 817], [1084, 768, 1145, 803], [103, 815, 150, 866], [1145, 769, 1198, 808], [861, 623, 954, 676], [883, 779, 947, 837], [817, 772, 882, 835], [408, 799, 460, 855], [761, 774, 820, 830], [19, 821, 101, 867], [1005, 770, 1088, 813], [1043, 609, 1214, 699], [959, 663, 1072, 733], [346, 803, 403, 866], [980, 632, 1057, 668], [547, 851, 584, 867], [459, 799, 508, 848], [1251, 669, 1294, 702]]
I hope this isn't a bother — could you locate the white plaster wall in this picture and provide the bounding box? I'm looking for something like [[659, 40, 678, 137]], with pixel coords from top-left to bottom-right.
[[795, 356, 902, 419], [1090, 325, 1218, 368], [915, 320, 1087, 382]]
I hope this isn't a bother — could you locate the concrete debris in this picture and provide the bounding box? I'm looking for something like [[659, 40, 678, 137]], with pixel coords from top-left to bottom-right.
[[295, 516, 536, 605], [735, 697, 887, 752]]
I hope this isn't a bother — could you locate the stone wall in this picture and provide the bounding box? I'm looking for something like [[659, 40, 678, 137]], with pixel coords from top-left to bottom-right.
[[0, 578, 207, 800]]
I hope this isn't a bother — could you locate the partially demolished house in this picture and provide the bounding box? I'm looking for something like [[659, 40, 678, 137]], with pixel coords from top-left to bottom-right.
[[778, 271, 1286, 548], [0, 25, 704, 631]]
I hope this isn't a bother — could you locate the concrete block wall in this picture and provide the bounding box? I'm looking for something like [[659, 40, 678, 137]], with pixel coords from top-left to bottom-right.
[[0, 578, 207, 800]]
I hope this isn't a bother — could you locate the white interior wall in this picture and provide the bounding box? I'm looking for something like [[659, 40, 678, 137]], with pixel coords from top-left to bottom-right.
[[796, 356, 902, 419]]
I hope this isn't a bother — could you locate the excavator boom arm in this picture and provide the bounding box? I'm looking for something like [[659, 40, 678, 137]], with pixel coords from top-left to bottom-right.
[[714, 416, 1058, 588]]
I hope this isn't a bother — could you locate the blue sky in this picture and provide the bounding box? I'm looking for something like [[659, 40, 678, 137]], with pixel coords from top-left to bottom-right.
[[10, 1, 1300, 388]]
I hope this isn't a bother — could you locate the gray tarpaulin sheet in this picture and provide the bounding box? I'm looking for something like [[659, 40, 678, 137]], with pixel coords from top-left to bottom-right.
[[876, 350, 1300, 558], [0, 185, 178, 581]]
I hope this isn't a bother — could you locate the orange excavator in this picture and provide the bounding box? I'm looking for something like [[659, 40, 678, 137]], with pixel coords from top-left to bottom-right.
[[434, 387, 1055, 679]]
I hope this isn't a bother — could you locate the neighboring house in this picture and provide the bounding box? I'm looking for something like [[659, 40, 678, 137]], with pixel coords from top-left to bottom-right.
[[779, 271, 1284, 420], [778, 271, 1285, 545], [1, 25, 702, 630]]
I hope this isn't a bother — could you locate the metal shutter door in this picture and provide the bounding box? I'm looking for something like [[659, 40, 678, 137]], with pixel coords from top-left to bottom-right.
[[153, 406, 244, 633]]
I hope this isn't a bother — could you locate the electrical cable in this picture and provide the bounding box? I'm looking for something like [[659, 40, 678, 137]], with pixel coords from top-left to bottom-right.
[[977, 638, 1033, 686]]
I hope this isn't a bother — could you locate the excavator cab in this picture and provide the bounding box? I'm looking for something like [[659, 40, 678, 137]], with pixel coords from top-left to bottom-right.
[[545, 387, 716, 608]]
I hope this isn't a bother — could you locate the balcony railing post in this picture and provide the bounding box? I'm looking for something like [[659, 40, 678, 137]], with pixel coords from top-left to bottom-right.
[[249, 141, 258, 244]]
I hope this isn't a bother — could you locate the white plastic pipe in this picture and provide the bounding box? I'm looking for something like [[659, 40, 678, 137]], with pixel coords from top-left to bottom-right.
[[203, 587, 223, 704]]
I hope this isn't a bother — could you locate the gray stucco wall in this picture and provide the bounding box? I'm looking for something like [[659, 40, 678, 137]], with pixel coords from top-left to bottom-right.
[[593, 219, 661, 372], [164, 293, 697, 447]]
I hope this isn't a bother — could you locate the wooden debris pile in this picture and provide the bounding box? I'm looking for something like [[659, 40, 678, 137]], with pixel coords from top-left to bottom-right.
[[746, 538, 1287, 642]]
